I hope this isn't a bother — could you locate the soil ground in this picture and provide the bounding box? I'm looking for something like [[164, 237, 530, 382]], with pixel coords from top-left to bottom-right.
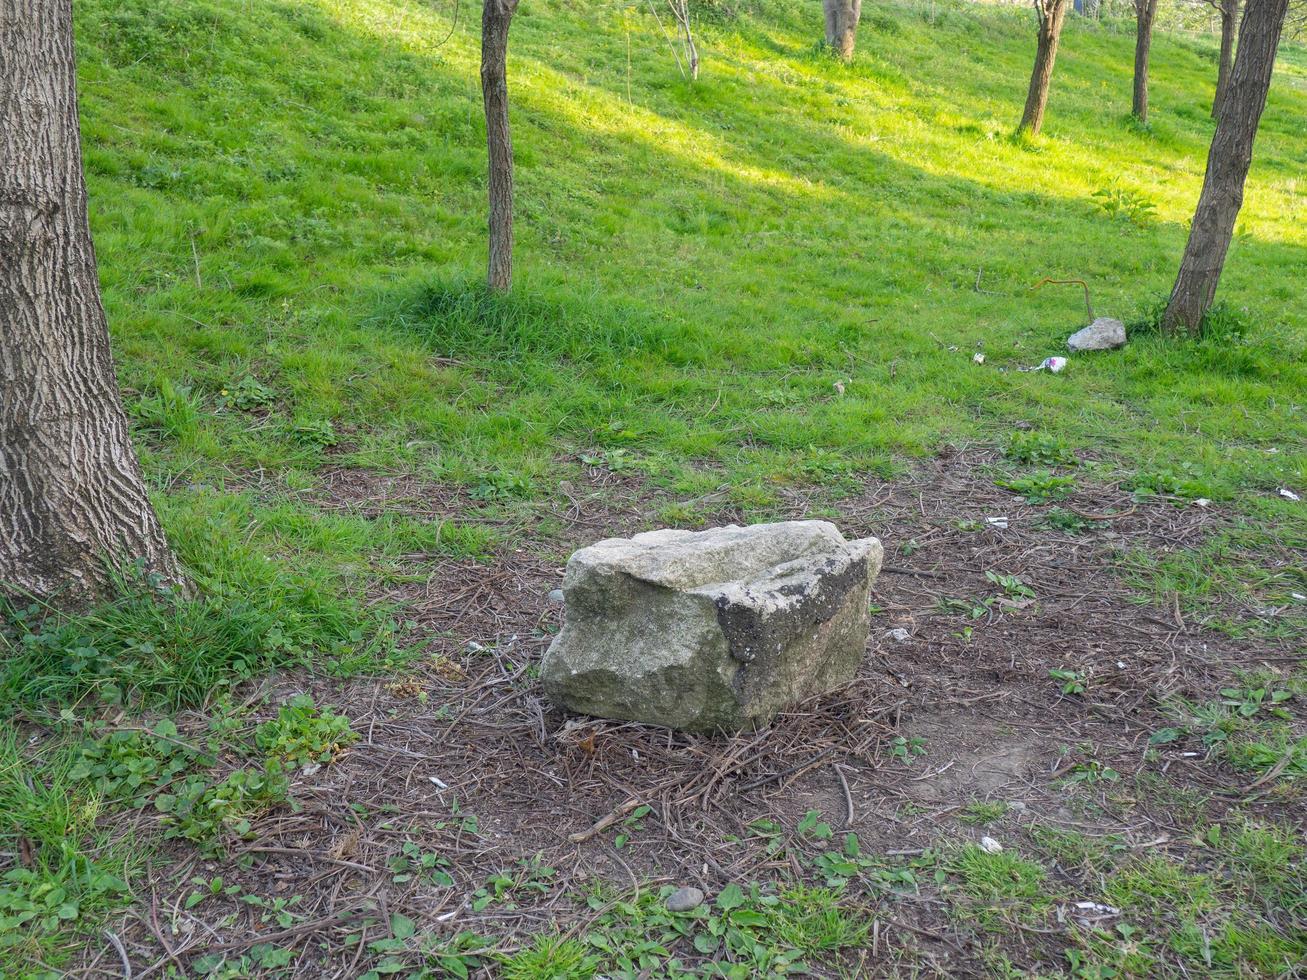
[[67, 448, 1305, 977]]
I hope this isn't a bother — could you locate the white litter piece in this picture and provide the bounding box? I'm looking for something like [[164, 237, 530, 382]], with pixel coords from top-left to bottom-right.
[[972, 353, 986, 364], [428, 775, 448, 790], [885, 628, 912, 643], [1194, 498, 1211, 508], [833, 380, 847, 396], [1041, 356, 1067, 373], [464, 640, 486, 654], [1278, 488, 1301, 502], [299, 763, 321, 776], [979, 836, 1003, 854], [1074, 901, 1120, 916], [985, 516, 1009, 529], [1291, 593, 1306, 603]]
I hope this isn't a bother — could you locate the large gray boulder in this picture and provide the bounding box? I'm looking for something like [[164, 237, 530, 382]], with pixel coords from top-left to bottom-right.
[[541, 521, 883, 732], [1067, 317, 1126, 352]]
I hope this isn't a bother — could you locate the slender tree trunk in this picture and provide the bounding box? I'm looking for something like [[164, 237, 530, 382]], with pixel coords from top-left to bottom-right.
[[1019, 0, 1071, 135], [481, 0, 520, 292], [1213, 0, 1240, 118], [1132, 0, 1159, 122], [0, 0, 184, 609], [1163, 0, 1288, 333], [823, 0, 862, 60]]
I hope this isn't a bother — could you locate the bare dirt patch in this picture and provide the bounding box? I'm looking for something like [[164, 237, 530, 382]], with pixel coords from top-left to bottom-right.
[[78, 449, 1304, 977]]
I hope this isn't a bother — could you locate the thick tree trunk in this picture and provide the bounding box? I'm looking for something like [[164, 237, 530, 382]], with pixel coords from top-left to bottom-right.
[[1132, 0, 1159, 122], [1213, 0, 1240, 118], [1019, 0, 1070, 135], [1163, 0, 1288, 333], [481, 0, 519, 292], [823, 0, 862, 60], [0, 0, 184, 609]]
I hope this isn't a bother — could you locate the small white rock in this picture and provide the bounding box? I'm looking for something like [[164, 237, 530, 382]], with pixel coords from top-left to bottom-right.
[[979, 836, 1003, 854], [884, 628, 911, 643], [1067, 317, 1127, 353]]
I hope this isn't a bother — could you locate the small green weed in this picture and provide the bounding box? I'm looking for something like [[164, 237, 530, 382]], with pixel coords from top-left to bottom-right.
[[254, 694, 358, 767], [1127, 463, 1211, 500], [1091, 181, 1158, 225], [1046, 507, 1092, 534], [889, 735, 927, 763], [1005, 431, 1079, 466], [68, 719, 210, 803], [614, 804, 652, 850], [216, 375, 277, 411], [996, 471, 1077, 503], [424, 930, 495, 978], [1050, 668, 1087, 696], [796, 809, 835, 842], [472, 855, 556, 912], [986, 570, 1035, 600], [1060, 759, 1120, 787], [158, 763, 290, 855], [388, 840, 455, 887], [584, 880, 870, 976], [282, 417, 338, 448]]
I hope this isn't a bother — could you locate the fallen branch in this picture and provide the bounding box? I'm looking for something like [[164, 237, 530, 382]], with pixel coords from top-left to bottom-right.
[[881, 565, 946, 579], [1070, 505, 1137, 521], [569, 798, 642, 843], [104, 930, 132, 979]]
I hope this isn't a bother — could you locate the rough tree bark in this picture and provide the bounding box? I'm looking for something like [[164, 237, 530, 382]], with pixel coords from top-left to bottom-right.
[[1213, 0, 1241, 118], [1019, 0, 1071, 135], [1163, 0, 1289, 333], [823, 0, 863, 60], [1132, 0, 1160, 122], [481, 0, 521, 292], [0, 0, 184, 608]]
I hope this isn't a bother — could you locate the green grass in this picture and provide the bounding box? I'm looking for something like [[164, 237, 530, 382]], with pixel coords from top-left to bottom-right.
[[75, 0, 1306, 509], [0, 733, 135, 975]]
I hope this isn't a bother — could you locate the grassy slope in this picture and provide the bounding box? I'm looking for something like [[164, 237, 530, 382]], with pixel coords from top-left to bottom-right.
[[79, 0, 1305, 519]]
